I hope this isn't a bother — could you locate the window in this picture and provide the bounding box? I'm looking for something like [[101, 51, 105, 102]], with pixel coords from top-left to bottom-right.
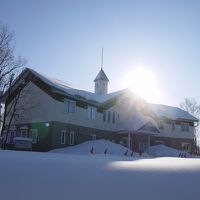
[[8, 130, 16, 144], [103, 110, 106, 122], [88, 106, 96, 120], [64, 99, 76, 113], [20, 130, 28, 137], [61, 130, 66, 144], [29, 129, 38, 144], [69, 131, 74, 145], [158, 120, 164, 129], [172, 122, 175, 131], [139, 142, 148, 152], [108, 111, 111, 123], [91, 134, 96, 140], [182, 142, 190, 151], [181, 122, 189, 132], [112, 112, 115, 123]]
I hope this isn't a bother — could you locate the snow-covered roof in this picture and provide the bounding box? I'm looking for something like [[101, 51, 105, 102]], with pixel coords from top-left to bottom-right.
[[27, 68, 123, 103], [117, 110, 159, 133], [26, 68, 198, 122], [149, 103, 199, 122], [94, 68, 109, 82]]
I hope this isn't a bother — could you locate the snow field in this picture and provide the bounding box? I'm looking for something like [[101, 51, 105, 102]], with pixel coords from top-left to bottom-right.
[[0, 148, 200, 200]]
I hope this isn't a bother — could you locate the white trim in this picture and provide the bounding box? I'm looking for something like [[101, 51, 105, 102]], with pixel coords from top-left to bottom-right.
[[139, 142, 148, 152], [61, 130, 66, 144], [91, 134, 96, 140], [172, 122, 175, 131], [20, 129, 28, 138], [64, 99, 76, 113], [10, 126, 17, 131], [29, 129, 38, 144], [69, 131, 74, 145], [128, 131, 131, 149], [87, 106, 96, 120], [181, 122, 189, 132], [181, 142, 190, 151], [20, 125, 28, 130]]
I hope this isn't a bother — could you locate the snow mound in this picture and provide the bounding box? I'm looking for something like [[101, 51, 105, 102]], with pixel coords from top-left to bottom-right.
[[147, 144, 185, 157], [50, 139, 140, 157]]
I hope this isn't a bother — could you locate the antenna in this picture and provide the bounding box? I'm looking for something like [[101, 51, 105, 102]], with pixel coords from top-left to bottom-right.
[[101, 48, 104, 69]]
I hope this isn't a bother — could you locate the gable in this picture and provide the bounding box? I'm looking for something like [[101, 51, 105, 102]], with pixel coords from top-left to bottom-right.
[[138, 122, 160, 133], [2, 68, 198, 124]]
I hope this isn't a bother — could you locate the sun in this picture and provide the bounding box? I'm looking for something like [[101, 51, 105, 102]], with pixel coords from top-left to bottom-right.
[[123, 68, 163, 103]]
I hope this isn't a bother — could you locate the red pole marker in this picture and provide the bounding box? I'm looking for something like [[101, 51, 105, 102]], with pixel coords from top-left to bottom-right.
[[124, 150, 128, 156], [90, 147, 94, 154], [104, 148, 108, 155], [131, 151, 134, 157]]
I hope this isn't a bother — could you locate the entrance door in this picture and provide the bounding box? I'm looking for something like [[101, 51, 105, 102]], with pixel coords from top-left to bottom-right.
[[139, 142, 148, 152]]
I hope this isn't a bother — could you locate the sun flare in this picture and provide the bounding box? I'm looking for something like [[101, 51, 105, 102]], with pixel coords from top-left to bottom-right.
[[123, 68, 163, 103]]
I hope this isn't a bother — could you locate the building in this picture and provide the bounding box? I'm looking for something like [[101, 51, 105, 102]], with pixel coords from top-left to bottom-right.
[[1, 67, 198, 152]]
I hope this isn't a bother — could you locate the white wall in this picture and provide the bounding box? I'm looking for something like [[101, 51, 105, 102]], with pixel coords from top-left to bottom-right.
[[12, 82, 117, 131], [95, 80, 108, 95], [9, 82, 195, 140], [157, 123, 194, 139]]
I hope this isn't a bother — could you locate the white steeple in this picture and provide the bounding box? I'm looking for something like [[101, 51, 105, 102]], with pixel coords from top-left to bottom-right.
[[94, 48, 109, 95], [94, 68, 109, 95]]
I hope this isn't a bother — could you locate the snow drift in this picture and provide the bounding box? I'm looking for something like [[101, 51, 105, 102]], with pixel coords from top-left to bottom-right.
[[147, 144, 191, 157], [50, 139, 140, 157]]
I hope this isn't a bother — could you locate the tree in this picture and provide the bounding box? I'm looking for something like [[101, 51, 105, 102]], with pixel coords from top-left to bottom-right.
[[0, 23, 26, 148], [180, 98, 200, 154], [180, 98, 200, 119], [0, 24, 25, 94]]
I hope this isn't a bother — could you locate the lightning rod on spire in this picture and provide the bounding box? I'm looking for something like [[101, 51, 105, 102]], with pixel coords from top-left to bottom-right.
[[101, 48, 104, 69]]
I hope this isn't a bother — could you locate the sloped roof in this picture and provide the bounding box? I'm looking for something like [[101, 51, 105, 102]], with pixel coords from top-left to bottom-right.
[[117, 112, 159, 133], [149, 103, 199, 122], [94, 68, 109, 82], [11, 68, 198, 123], [27, 68, 122, 103]]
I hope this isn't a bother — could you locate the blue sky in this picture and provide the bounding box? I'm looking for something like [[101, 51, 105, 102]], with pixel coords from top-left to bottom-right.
[[0, 0, 200, 106]]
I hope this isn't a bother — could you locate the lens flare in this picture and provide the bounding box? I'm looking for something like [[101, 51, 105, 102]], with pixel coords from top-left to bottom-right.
[[123, 68, 163, 103]]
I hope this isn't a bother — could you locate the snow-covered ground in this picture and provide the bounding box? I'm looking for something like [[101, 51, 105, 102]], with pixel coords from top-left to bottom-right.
[[0, 148, 200, 200], [146, 144, 195, 157], [50, 139, 197, 158], [50, 139, 148, 157]]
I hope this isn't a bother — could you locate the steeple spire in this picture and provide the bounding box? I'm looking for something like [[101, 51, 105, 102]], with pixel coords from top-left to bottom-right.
[[94, 48, 109, 95], [101, 48, 103, 69]]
